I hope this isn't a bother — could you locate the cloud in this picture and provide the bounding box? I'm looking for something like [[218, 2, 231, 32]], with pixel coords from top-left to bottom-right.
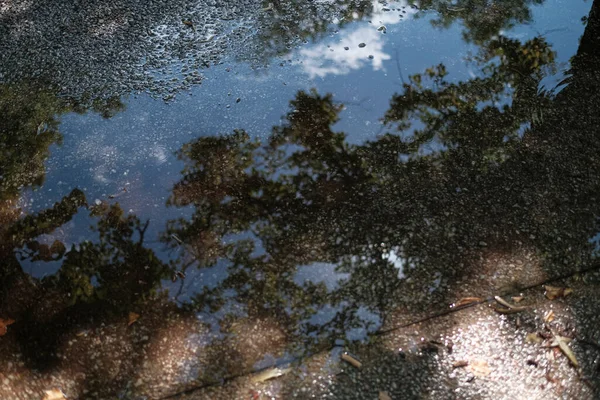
[[297, 0, 416, 78]]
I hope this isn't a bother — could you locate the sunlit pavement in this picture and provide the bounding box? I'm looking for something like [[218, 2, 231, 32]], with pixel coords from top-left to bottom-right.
[[1, 265, 599, 399]]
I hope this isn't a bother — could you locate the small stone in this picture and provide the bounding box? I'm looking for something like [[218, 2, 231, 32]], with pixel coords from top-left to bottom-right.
[[358, 43, 366, 48], [368, 55, 374, 59], [344, 46, 349, 50]]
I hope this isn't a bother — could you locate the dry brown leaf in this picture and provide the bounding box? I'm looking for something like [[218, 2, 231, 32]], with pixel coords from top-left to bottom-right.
[[341, 353, 362, 369], [454, 297, 483, 307], [511, 296, 525, 303], [0, 318, 15, 336], [43, 388, 66, 400], [452, 360, 469, 368], [555, 335, 578, 367], [493, 306, 527, 314], [468, 359, 491, 377], [379, 391, 392, 400], [526, 333, 543, 344], [546, 336, 572, 347], [492, 296, 528, 314], [494, 296, 525, 310], [250, 367, 291, 383], [546, 327, 578, 367], [544, 285, 573, 300], [544, 310, 555, 323], [127, 312, 140, 326]]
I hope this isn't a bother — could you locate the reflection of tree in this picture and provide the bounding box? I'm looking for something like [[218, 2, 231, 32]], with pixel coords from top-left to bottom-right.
[[248, 0, 548, 63], [414, 0, 544, 44], [52, 203, 171, 308], [164, 5, 600, 354], [0, 82, 125, 203], [249, 0, 373, 60], [0, 3, 597, 397], [0, 84, 66, 202], [0, 82, 125, 293]]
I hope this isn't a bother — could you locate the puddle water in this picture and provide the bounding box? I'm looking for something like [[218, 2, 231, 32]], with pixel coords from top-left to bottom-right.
[[2, 0, 600, 398]]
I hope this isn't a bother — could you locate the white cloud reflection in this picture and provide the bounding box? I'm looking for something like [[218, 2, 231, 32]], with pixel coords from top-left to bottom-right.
[[297, 1, 417, 78]]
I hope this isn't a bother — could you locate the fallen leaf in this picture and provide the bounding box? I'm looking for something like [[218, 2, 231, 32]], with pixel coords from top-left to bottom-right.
[[43, 388, 66, 400], [492, 296, 528, 314], [127, 312, 140, 326], [341, 353, 362, 369], [555, 336, 578, 367], [544, 310, 555, 323], [452, 360, 469, 368], [454, 297, 482, 307], [468, 359, 491, 377], [493, 306, 527, 314], [548, 328, 578, 367], [379, 391, 392, 400], [511, 296, 525, 303], [0, 318, 15, 336], [544, 285, 573, 300], [250, 367, 292, 383], [526, 333, 543, 344], [545, 336, 573, 347], [494, 296, 522, 309]]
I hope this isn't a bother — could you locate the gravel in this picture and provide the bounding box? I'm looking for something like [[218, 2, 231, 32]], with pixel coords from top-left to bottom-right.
[[0, 0, 262, 102], [0, 0, 371, 104]]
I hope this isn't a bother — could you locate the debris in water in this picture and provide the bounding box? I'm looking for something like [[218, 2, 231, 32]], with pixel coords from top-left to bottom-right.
[[171, 234, 183, 244], [452, 360, 469, 368], [379, 391, 392, 400], [250, 366, 292, 383], [0, 318, 15, 336], [526, 332, 543, 344], [182, 19, 196, 32], [43, 389, 66, 400], [128, 312, 140, 326], [468, 359, 491, 377], [492, 296, 528, 314], [553, 333, 578, 367], [341, 353, 362, 368], [544, 285, 573, 300], [453, 297, 482, 308]]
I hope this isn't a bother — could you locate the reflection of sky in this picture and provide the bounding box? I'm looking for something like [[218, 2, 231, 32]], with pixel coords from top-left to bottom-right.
[[295, 262, 349, 291], [298, 1, 417, 78], [17, 0, 593, 290]]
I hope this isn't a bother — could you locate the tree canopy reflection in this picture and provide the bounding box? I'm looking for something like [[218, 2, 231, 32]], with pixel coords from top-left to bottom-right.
[[413, 0, 544, 44], [1, 3, 599, 391], [163, 22, 600, 351]]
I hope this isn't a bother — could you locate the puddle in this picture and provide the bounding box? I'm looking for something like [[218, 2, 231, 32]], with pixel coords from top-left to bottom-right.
[[2, 0, 600, 398]]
